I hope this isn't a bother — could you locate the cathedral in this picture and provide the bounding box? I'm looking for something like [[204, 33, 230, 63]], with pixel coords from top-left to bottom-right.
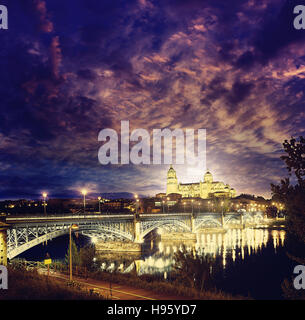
[[166, 165, 236, 199]]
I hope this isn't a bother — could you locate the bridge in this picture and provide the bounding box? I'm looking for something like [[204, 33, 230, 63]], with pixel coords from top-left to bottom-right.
[[0, 211, 264, 265]]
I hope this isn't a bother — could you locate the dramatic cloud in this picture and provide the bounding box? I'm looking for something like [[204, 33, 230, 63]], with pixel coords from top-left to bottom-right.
[[0, 0, 305, 199]]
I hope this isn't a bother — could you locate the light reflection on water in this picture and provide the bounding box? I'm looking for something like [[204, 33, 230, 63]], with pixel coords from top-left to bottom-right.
[[97, 227, 286, 276]]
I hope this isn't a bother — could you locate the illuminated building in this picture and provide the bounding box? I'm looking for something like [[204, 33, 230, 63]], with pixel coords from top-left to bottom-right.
[[166, 165, 236, 199]]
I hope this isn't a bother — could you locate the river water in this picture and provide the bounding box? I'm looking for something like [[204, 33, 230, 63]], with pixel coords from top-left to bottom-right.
[[17, 224, 294, 299]]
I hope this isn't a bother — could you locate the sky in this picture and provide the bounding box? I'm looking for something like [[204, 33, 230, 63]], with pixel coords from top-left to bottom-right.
[[0, 0, 305, 200]]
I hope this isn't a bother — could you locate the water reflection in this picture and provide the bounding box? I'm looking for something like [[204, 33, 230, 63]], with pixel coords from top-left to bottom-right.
[[96, 227, 286, 276]]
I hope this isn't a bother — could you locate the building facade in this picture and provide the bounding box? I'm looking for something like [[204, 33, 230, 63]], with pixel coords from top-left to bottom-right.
[[166, 165, 236, 199]]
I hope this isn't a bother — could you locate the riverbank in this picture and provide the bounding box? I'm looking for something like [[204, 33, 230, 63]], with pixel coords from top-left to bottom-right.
[[0, 266, 104, 300], [3, 262, 245, 300]]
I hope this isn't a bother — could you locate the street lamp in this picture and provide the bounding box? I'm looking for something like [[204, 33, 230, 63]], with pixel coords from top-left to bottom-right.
[[98, 196, 101, 214], [183, 202, 186, 213], [136, 199, 139, 215], [42, 193, 47, 215], [198, 202, 201, 214], [134, 194, 139, 215], [69, 224, 79, 281], [81, 189, 87, 214], [162, 200, 165, 214], [191, 199, 194, 214]]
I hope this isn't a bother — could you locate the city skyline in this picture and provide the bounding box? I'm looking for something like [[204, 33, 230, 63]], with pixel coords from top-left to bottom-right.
[[1, 0, 305, 200]]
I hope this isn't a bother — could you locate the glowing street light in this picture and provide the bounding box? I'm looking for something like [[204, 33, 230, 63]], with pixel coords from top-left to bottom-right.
[[183, 202, 186, 213], [69, 224, 79, 281], [134, 194, 139, 215], [42, 193, 47, 215], [81, 189, 87, 214], [98, 196, 101, 214]]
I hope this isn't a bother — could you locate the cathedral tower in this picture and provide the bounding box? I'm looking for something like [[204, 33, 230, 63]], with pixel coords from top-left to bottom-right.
[[166, 165, 178, 195], [204, 170, 213, 184]]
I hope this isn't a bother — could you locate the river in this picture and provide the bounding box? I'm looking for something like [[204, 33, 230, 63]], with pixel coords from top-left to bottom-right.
[[17, 224, 294, 299]]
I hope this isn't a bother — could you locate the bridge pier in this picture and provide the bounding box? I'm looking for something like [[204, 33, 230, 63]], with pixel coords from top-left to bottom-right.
[[134, 259, 141, 273], [134, 214, 143, 243], [221, 213, 224, 227], [0, 221, 9, 266], [191, 214, 195, 233], [240, 213, 244, 228]]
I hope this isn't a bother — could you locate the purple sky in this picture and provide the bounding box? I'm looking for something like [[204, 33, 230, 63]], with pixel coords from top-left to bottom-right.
[[1, 0, 305, 200]]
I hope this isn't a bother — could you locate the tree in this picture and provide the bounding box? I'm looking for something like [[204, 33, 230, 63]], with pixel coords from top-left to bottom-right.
[[271, 136, 305, 247], [65, 236, 81, 267], [80, 245, 96, 270], [266, 205, 277, 218], [173, 247, 214, 291], [271, 137, 305, 299]]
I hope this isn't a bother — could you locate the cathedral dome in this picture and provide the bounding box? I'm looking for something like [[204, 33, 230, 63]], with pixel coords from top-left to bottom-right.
[[204, 170, 213, 183]]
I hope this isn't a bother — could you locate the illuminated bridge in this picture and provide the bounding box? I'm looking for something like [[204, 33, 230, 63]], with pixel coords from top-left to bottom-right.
[[0, 211, 264, 263]]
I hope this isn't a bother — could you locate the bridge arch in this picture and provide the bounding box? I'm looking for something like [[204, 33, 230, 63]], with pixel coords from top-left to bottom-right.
[[81, 225, 133, 242], [195, 218, 222, 230], [223, 215, 241, 226], [7, 228, 69, 260], [139, 219, 191, 240], [7, 224, 134, 260]]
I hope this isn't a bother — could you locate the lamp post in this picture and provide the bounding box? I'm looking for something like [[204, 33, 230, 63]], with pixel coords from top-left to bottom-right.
[[191, 199, 194, 214], [69, 224, 79, 281], [198, 202, 201, 214], [183, 202, 186, 213], [134, 194, 139, 216], [135, 194, 138, 213], [42, 193, 47, 215], [136, 199, 139, 215], [81, 189, 87, 214], [98, 196, 101, 214], [162, 200, 165, 214]]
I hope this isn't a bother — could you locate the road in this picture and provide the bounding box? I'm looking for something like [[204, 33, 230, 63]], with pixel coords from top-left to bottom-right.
[[38, 269, 187, 300]]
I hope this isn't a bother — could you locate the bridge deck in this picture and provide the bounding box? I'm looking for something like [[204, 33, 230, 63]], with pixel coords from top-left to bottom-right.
[[5, 212, 230, 225]]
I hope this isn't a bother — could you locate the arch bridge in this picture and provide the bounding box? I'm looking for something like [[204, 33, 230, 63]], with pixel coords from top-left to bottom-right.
[[0, 211, 264, 263]]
